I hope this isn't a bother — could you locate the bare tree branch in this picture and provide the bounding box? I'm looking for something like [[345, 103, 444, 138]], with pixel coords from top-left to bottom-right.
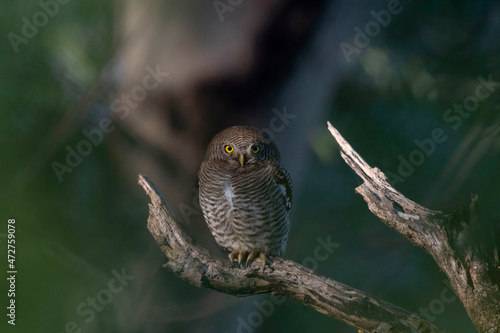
[[139, 175, 443, 332], [327, 121, 500, 333]]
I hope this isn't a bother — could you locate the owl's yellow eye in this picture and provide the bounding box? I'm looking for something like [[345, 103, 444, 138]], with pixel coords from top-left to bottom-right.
[[225, 145, 234, 153], [251, 145, 260, 154]]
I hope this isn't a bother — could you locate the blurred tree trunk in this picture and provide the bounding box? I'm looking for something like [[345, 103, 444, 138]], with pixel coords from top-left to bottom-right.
[[111, 0, 328, 209]]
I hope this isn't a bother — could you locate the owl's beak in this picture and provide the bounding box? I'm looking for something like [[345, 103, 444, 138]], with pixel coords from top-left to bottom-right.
[[238, 154, 246, 167]]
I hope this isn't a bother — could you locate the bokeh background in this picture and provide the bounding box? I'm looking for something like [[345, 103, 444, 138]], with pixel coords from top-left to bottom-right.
[[2, 0, 500, 332]]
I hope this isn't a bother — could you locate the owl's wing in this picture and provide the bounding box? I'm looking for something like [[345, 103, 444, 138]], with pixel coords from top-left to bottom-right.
[[272, 165, 293, 214]]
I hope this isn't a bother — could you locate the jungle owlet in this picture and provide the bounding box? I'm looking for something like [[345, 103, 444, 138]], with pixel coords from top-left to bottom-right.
[[198, 126, 293, 265]]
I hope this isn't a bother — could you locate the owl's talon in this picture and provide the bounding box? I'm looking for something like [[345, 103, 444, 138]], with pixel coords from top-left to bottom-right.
[[246, 250, 266, 267], [259, 252, 266, 264], [257, 252, 267, 268], [246, 251, 257, 265], [228, 250, 239, 262], [238, 251, 247, 265], [229, 250, 266, 266], [229, 250, 249, 265]]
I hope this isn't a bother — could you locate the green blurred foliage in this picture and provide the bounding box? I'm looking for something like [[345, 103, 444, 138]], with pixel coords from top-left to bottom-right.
[[1, 0, 499, 332]]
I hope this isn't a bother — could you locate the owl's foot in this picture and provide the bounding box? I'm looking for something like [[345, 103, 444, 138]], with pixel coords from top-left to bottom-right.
[[246, 250, 266, 266], [228, 250, 266, 267], [228, 249, 244, 264]]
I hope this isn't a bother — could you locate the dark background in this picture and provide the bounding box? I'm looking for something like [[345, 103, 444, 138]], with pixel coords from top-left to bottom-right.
[[2, 0, 499, 332]]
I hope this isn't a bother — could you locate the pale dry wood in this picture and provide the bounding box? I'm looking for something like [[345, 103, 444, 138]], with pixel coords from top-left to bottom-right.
[[327, 121, 500, 333], [139, 174, 443, 332]]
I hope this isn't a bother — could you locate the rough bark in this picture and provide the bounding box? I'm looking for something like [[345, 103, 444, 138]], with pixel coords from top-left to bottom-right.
[[327, 122, 500, 333], [139, 175, 442, 332]]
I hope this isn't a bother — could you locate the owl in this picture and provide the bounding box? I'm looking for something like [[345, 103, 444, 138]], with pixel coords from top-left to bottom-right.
[[198, 126, 293, 265]]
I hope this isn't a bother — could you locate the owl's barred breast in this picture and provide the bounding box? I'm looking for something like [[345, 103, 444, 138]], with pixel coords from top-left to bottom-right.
[[199, 160, 290, 256]]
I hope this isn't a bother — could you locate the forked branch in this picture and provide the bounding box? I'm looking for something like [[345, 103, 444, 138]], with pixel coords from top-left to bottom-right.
[[140, 121, 499, 332], [139, 173, 442, 332]]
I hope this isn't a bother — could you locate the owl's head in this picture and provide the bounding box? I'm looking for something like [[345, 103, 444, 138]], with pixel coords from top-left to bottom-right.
[[205, 126, 280, 167]]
